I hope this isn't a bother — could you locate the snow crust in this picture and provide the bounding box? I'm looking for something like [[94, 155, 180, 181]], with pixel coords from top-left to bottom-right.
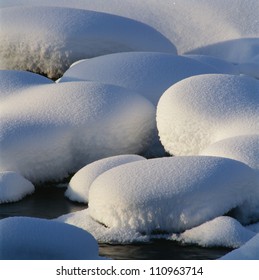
[[0, 171, 35, 204], [0, 217, 103, 260], [170, 216, 255, 248], [220, 233, 259, 260], [59, 52, 219, 105], [65, 154, 146, 203], [0, 81, 155, 182], [88, 156, 256, 234], [0, 6, 176, 79], [157, 74, 259, 156]]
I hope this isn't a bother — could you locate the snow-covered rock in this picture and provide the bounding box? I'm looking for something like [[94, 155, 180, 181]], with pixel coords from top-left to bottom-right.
[[187, 38, 259, 64], [184, 54, 238, 74], [200, 135, 259, 171], [170, 216, 255, 248], [1, 0, 258, 55], [88, 156, 256, 234], [59, 52, 218, 105], [0, 171, 35, 204], [57, 209, 149, 244], [238, 55, 259, 79], [200, 136, 259, 225], [0, 70, 53, 100], [65, 154, 146, 203], [0, 81, 155, 183], [157, 74, 259, 156], [246, 222, 259, 233], [220, 233, 259, 260], [0, 6, 176, 79], [232, 197, 259, 226], [0, 217, 103, 260]]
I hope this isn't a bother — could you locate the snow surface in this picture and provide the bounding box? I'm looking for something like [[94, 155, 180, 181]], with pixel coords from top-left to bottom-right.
[[59, 52, 219, 105], [0, 217, 103, 260], [238, 54, 259, 79], [0, 0, 258, 257], [246, 222, 259, 233], [187, 38, 259, 64], [0, 70, 53, 100], [88, 156, 256, 234], [57, 209, 149, 244], [0, 81, 155, 182], [183, 55, 238, 74], [170, 216, 255, 248], [65, 154, 146, 203], [232, 196, 259, 226], [157, 74, 259, 156], [1, 0, 258, 56], [58, 211, 256, 247], [220, 233, 259, 260], [0, 171, 35, 204], [200, 137, 259, 226], [200, 135, 259, 171], [0, 6, 176, 79]]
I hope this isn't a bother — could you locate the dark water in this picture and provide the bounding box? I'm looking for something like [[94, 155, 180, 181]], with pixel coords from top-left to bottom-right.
[[99, 241, 230, 260], [0, 186, 84, 220], [0, 186, 231, 260]]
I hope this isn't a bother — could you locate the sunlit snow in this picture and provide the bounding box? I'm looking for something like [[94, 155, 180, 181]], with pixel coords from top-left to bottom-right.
[[59, 52, 219, 105], [0, 0, 258, 260], [0, 81, 155, 182], [65, 154, 146, 203], [157, 74, 259, 156], [88, 157, 256, 234], [0, 6, 176, 79], [170, 216, 255, 248]]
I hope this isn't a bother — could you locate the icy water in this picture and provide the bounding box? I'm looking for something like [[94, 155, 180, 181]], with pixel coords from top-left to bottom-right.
[[0, 186, 231, 260]]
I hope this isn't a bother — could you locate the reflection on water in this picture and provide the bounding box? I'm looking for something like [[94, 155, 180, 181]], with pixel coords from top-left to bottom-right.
[[100, 241, 230, 260], [0, 186, 86, 219], [0, 186, 231, 260]]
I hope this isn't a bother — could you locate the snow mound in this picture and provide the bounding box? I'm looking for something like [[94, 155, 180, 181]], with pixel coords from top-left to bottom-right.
[[1, 0, 258, 55], [65, 154, 146, 203], [0, 81, 155, 183], [170, 216, 255, 248], [187, 38, 259, 64], [246, 222, 259, 233], [200, 136, 259, 225], [89, 156, 256, 234], [238, 55, 259, 79], [200, 135, 259, 171], [0, 171, 35, 204], [59, 52, 218, 105], [157, 74, 259, 156], [220, 233, 259, 260], [57, 209, 149, 244], [0, 6, 176, 79], [184, 54, 238, 74], [0, 70, 53, 100], [232, 195, 259, 226], [0, 217, 103, 260]]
